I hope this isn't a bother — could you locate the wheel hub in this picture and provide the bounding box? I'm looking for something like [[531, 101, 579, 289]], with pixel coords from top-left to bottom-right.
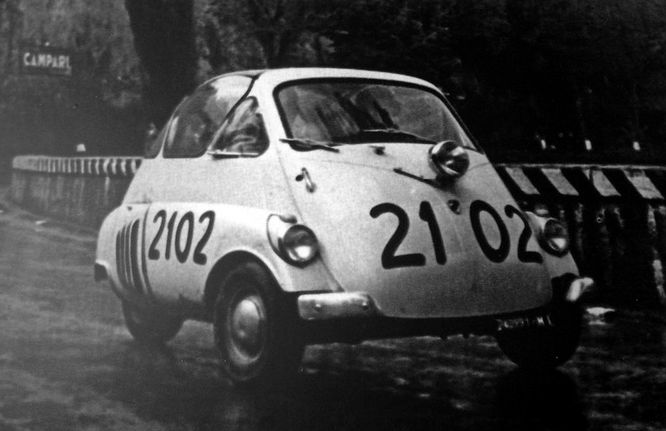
[[229, 294, 265, 358]]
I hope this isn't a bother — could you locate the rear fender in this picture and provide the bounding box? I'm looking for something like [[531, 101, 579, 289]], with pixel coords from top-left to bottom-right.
[[95, 205, 133, 291], [96, 202, 339, 309], [199, 204, 339, 299]]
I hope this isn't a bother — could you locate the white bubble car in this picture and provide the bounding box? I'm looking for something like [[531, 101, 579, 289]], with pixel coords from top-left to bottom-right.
[[95, 68, 593, 384]]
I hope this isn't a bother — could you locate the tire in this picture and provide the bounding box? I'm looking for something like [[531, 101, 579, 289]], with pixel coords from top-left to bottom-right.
[[122, 301, 183, 345], [213, 261, 304, 385], [496, 303, 582, 369]]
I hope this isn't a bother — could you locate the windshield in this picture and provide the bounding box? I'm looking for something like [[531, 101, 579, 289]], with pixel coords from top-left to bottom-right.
[[275, 80, 475, 148]]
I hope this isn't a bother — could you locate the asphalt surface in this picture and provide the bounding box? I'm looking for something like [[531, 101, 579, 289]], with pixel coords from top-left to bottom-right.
[[0, 203, 665, 431]]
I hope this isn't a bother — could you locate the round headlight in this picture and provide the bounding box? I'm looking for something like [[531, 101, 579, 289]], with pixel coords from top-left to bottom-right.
[[541, 219, 570, 256], [429, 140, 470, 180], [282, 225, 319, 264], [267, 214, 319, 266]]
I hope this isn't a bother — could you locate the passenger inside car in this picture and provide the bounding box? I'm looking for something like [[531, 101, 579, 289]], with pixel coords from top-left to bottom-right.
[[215, 97, 268, 155]]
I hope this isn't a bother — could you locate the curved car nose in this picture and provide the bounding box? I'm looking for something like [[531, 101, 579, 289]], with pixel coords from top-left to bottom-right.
[[281, 147, 575, 319]]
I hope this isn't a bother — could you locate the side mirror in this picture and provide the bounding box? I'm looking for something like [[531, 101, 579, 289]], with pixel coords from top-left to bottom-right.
[[429, 140, 470, 181]]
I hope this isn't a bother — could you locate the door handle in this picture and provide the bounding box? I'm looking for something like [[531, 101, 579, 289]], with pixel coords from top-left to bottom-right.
[[296, 167, 316, 193]]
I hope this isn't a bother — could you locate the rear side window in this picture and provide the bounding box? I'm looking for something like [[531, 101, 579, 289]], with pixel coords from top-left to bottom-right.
[[164, 75, 253, 158], [144, 123, 166, 158]]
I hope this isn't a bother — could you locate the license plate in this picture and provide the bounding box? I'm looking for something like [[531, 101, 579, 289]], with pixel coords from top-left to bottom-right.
[[496, 314, 553, 332]]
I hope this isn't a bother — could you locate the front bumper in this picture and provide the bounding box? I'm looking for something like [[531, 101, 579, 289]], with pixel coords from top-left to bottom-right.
[[297, 292, 379, 320], [564, 277, 595, 302], [297, 276, 595, 322]]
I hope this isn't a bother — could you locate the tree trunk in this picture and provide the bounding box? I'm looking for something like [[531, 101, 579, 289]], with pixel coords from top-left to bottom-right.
[[124, 0, 198, 127]]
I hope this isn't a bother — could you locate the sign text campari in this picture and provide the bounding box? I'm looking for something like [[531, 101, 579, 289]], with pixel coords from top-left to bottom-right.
[[20, 46, 72, 77]]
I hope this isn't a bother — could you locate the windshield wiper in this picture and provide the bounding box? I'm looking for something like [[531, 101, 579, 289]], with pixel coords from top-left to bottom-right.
[[393, 167, 439, 188], [352, 129, 436, 144], [280, 138, 340, 153]]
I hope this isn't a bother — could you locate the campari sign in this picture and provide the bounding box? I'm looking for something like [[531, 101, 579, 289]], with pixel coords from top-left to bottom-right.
[[20, 45, 73, 77]]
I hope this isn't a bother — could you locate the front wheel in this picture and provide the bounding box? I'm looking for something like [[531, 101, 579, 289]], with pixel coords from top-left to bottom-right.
[[122, 301, 183, 345], [213, 261, 304, 385], [496, 303, 583, 369]]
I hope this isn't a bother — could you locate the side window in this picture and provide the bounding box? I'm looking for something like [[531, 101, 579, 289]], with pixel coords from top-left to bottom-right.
[[144, 123, 167, 158], [211, 97, 268, 156], [164, 75, 253, 158]]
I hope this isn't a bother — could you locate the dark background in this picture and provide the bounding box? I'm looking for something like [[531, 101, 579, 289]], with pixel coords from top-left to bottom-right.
[[0, 0, 665, 167]]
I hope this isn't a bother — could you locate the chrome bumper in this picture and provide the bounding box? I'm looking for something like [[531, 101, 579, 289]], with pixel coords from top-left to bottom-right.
[[565, 277, 595, 303], [297, 292, 378, 321], [297, 277, 594, 322]]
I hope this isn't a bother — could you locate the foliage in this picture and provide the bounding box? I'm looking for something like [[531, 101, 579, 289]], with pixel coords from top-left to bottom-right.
[[492, 0, 666, 157], [201, 0, 334, 70], [125, 0, 198, 125], [193, 0, 666, 161], [0, 0, 143, 162], [0, 0, 665, 162]]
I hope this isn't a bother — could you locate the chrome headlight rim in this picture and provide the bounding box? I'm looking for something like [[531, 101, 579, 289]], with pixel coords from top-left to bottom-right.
[[267, 214, 319, 266], [538, 218, 570, 257], [429, 140, 470, 180]]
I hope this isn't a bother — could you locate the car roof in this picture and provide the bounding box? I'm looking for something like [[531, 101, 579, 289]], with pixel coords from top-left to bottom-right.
[[217, 68, 440, 92]]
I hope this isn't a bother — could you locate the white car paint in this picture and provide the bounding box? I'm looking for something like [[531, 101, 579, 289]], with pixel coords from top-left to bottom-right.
[[96, 67, 580, 322]]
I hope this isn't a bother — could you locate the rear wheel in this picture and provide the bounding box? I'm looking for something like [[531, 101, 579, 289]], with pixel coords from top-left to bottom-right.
[[122, 301, 183, 344], [213, 261, 304, 385], [496, 303, 582, 369]]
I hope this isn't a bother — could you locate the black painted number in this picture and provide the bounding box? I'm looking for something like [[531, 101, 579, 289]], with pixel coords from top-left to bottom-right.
[[371, 200, 545, 269], [193, 211, 215, 265], [469, 200, 510, 263], [164, 212, 177, 260], [148, 210, 166, 260], [469, 200, 545, 264], [505, 205, 543, 264], [148, 210, 214, 265], [419, 201, 447, 264], [175, 212, 194, 263], [370, 203, 426, 269]]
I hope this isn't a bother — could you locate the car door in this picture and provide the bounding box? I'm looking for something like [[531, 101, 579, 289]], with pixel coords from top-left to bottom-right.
[[135, 75, 258, 304]]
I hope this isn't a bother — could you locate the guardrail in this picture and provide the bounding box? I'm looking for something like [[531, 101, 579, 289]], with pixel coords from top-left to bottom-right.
[[497, 164, 666, 307], [10, 155, 142, 230], [12, 156, 142, 177], [497, 163, 665, 201], [8, 155, 666, 307]]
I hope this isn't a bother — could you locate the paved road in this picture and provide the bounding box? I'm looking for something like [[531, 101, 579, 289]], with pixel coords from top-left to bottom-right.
[[0, 205, 665, 431]]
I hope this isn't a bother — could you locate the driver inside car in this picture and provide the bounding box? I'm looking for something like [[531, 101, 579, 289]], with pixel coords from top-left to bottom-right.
[[217, 98, 268, 155]]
